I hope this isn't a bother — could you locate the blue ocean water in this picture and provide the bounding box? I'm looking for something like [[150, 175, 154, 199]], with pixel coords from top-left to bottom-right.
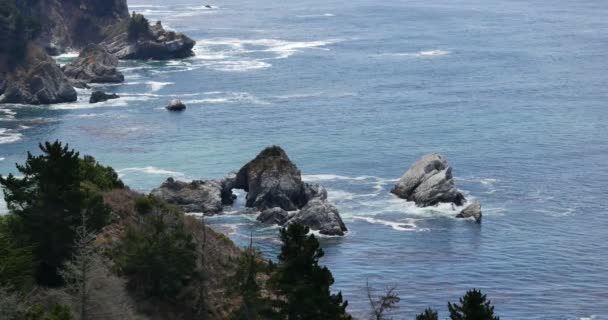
[[1, 0, 608, 318]]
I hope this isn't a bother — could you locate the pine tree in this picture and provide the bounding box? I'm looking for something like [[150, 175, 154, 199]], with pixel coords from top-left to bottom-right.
[[271, 223, 351, 320], [448, 289, 499, 320], [415, 308, 438, 320], [366, 280, 400, 320]]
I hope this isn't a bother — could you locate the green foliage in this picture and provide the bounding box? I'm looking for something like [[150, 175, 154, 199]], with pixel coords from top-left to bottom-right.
[[271, 223, 351, 320], [0, 215, 34, 291], [128, 12, 151, 40], [416, 308, 438, 320], [114, 212, 197, 299], [0, 141, 117, 286], [448, 289, 499, 320], [27, 304, 73, 320], [0, 0, 40, 60]]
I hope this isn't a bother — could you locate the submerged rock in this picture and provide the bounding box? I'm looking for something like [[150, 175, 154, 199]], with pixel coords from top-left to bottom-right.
[[288, 199, 348, 236], [456, 200, 482, 223], [257, 207, 290, 225], [166, 99, 186, 111], [234, 146, 308, 211], [63, 44, 124, 83], [103, 15, 195, 60], [391, 153, 465, 207], [151, 178, 223, 215], [89, 91, 119, 103]]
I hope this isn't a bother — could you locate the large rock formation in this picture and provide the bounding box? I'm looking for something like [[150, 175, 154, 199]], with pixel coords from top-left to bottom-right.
[[287, 199, 347, 236], [102, 15, 195, 60], [234, 146, 308, 211], [16, 0, 129, 52], [391, 153, 465, 207], [456, 200, 482, 223], [257, 207, 290, 225], [151, 176, 236, 215], [63, 44, 124, 83], [89, 91, 119, 103]]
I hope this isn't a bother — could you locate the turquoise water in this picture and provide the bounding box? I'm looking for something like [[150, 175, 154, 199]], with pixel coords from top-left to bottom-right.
[[1, 0, 608, 318]]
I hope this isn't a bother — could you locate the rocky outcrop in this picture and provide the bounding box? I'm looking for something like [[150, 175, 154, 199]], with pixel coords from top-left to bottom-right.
[[257, 207, 290, 225], [151, 176, 236, 215], [0, 44, 77, 105], [151, 178, 224, 215], [391, 153, 465, 207], [103, 15, 195, 60], [17, 0, 129, 52], [166, 99, 186, 111], [456, 201, 482, 223], [234, 146, 308, 211], [89, 91, 119, 103], [288, 199, 347, 236], [63, 45, 124, 83]]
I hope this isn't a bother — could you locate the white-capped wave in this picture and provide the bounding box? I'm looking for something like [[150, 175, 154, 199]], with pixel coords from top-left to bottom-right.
[[296, 13, 335, 18], [0, 157, 5, 161], [353, 216, 425, 232], [377, 49, 450, 58], [0, 128, 22, 144], [117, 166, 185, 178], [0, 107, 17, 120], [183, 92, 269, 105], [302, 174, 375, 181], [147, 81, 174, 92]]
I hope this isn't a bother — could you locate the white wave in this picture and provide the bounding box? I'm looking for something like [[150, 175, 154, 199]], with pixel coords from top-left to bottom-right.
[[327, 189, 356, 202], [55, 51, 79, 59], [203, 60, 271, 72], [147, 81, 174, 92], [296, 13, 335, 18], [353, 216, 425, 232], [0, 107, 16, 120], [117, 166, 185, 178], [302, 174, 375, 181], [377, 49, 450, 58], [183, 92, 268, 105], [310, 229, 349, 238], [0, 157, 5, 161], [0, 128, 22, 144]]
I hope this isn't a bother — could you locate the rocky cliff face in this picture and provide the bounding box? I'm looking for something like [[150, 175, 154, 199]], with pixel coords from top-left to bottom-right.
[[17, 0, 129, 52]]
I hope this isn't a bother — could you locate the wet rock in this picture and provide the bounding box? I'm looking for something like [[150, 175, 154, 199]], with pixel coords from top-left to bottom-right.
[[166, 99, 186, 111], [89, 91, 119, 103], [257, 207, 289, 225], [456, 200, 482, 223], [288, 199, 348, 236], [391, 153, 465, 207], [63, 44, 124, 83]]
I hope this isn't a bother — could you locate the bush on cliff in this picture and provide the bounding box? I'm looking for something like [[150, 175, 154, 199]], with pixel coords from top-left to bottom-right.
[[448, 289, 500, 320]]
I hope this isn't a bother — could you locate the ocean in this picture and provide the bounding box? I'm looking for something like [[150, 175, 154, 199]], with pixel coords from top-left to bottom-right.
[[1, 0, 607, 318]]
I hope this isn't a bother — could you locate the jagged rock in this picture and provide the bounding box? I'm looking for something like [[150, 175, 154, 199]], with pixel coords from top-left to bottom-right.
[[166, 99, 186, 111], [0, 45, 77, 105], [151, 178, 223, 215], [288, 199, 348, 236], [219, 173, 237, 205], [391, 153, 465, 207], [89, 91, 119, 103], [103, 15, 195, 60], [304, 183, 328, 201], [234, 146, 308, 211], [456, 201, 482, 223], [63, 44, 124, 83], [257, 207, 289, 225]]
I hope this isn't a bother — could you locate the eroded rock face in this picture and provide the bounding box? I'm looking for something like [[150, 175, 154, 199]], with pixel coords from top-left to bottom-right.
[[234, 146, 308, 211], [0, 45, 77, 105], [103, 17, 195, 60], [456, 201, 482, 223], [151, 178, 223, 215], [257, 207, 290, 225], [391, 153, 465, 207], [63, 44, 124, 83], [288, 199, 348, 236]]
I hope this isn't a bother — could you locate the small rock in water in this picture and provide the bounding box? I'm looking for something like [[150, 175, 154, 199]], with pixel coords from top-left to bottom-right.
[[205, 4, 212, 8], [456, 200, 482, 224], [89, 91, 119, 103], [166, 99, 186, 111]]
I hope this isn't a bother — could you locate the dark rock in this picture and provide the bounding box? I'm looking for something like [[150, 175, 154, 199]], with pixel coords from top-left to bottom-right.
[[219, 173, 237, 205], [234, 146, 308, 211], [63, 44, 124, 83], [89, 91, 119, 103], [391, 153, 465, 207], [166, 99, 186, 111], [456, 201, 482, 223], [304, 183, 328, 201], [151, 178, 223, 215], [103, 16, 195, 60], [205, 5, 212, 9], [288, 199, 348, 236], [257, 207, 289, 225]]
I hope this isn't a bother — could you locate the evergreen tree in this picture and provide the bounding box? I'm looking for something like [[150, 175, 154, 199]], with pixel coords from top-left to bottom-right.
[[415, 308, 438, 320], [271, 223, 350, 320], [0, 215, 34, 291], [448, 289, 499, 320], [0, 141, 117, 286], [366, 280, 400, 320]]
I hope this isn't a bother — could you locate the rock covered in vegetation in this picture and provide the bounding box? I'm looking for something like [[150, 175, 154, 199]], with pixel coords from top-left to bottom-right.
[[63, 44, 124, 83], [151, 177, 224, 215], [103, 14, 195, 60], [456, 200, 482, 223], [391, 153, 465, 207], [166, 99, 186, 111], [89, 90, 119, 103], [0, 44, 77, 105]]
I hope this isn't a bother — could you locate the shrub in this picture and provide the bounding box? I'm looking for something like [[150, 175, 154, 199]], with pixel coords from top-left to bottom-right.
[[448, 289, 499, 320], [128, 12, 151, 40], [416, 308, 439, 320]]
